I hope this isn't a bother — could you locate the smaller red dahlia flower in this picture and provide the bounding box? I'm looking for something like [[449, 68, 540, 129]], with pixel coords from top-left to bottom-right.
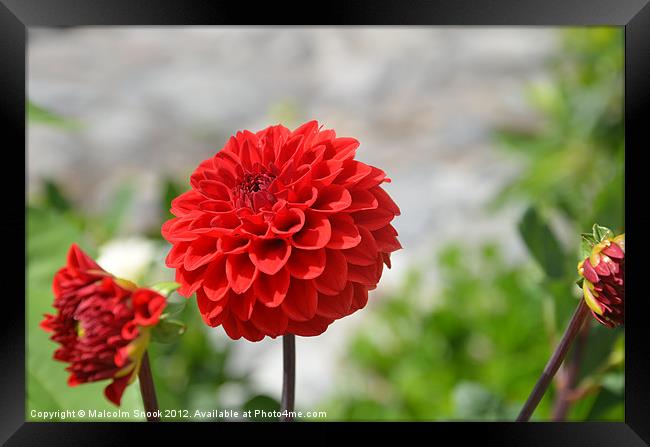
[[577, 230, 624, 328], [162, 120, 401, 341], [41, 244, 167, 405]]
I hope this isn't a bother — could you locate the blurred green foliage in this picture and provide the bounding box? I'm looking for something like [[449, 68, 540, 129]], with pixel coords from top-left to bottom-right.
[[28, 101, 81, 130], [323, 28, 624, 420], [493, 28, 623, 233]]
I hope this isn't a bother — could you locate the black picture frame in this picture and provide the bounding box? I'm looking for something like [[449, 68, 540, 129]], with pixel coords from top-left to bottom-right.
[[4, 0, 649, 444]]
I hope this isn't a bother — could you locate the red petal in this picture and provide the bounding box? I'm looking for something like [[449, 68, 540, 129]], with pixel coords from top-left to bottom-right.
[[602, 242, 624, 259], [104, 376, 130, 406], [331, 137, 360, 161], [254, 268, 290, 307], [382, 252, 392, 268], [249, 238, 291, 275], [176, 265, 206, 297], [131, 289, 166, 326], [287, 185, 318, 208], [287, 247, 326, 279], [226, 253, 258, 294], [352, 207, 395, 231], [163, 217, 200, 242], [202, 256, 229, 301], [335, 160, 373, 187], [286, 315, 333, 337], [240, 215, 270, 238], [165, 241, 190, 268], [372, 224, 402, 253], [300, 144, 326, 166], [355, 166, 388, 190], [229, 289, 256, 321], [346, 189, 378, 212], [209, 213, 242, 234], [370, 186, 400, 216], [582, 259, 599, 283], [250, 303, 289, 337], [314, 249, 348, 295], [310, 159, 344, 187], [199, 200, 234, 214], [197, 180, 231, 201], [349, 283, 369, 313], [271, 207, 305, 235], [183, 238, 219, 271], [281, 278, 318, 322], [221, 311, 242, 339], [197, 289, 229, 326], [316, 281, 354, 319], [277, 134, 304, 167], [594, 260, 611, 277], [234, 319, 265, 342], [292, 210, 331, 250], [238, 132, 262, 171], [291, 120, 319, 140], [67, 243, 103, 274], [170, 190, 204, 217], [343, 226, 379, 266], [347, 258, 382, 286], [311, 185, 352, 214], [217, 235, 250, 254], [327, 214, 361, 249]]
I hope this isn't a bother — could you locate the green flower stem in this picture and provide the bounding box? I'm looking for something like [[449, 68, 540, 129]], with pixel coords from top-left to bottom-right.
[[280, 334, 295, 422], [138, 350, 160, 422], [517, 299, 590, 421]]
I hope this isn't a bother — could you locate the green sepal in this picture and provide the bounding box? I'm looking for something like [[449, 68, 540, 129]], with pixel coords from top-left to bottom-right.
[[149, 281, 181, 298], [151, 319, 186, 344], [160, 294, 186, 320], [592, 224, 613, 243], [575, 277, 584, 288], [580, 234, 596, 258]]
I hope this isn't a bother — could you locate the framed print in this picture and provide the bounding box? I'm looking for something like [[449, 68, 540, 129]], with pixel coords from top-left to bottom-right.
[[3, 0, 649, 444]]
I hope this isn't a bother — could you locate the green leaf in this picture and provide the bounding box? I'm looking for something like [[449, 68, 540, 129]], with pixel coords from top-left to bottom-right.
[[518, 207, 566, 279], [149, 281, 181, 298], [151, 319, 186, 344], [592, 224, 613, 243], [162, 178, 184, 220], [28, 101, 81, 130], [161, 295, 186, 319], [43, 179, 72, 212], [580, 233, 596, 258]]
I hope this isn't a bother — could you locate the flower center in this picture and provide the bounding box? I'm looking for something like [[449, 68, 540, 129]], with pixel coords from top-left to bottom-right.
[[234, 172, 277, 211]]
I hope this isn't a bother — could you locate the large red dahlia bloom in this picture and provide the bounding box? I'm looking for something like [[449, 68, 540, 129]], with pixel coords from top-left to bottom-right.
[[41, 244, 166, 405], [162, 121, 401, 341]]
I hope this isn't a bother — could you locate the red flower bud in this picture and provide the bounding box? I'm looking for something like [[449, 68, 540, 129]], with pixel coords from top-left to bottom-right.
[[577, 234, 624, 328], [162, 121, 401, 341], [41, 244, 166, 405]]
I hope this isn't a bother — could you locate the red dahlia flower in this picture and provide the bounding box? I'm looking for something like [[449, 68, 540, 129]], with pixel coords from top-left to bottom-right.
[[577, 233, 624, 328], [41, 244, 166, 405], [162, 121, 401, 341]]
